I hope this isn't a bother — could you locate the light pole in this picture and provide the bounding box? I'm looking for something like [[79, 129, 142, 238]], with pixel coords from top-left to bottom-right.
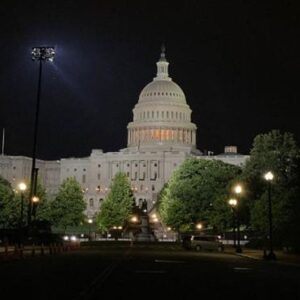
[[264, 171, 276, 260], [196, 223, 203, 231], [233, 184, 243, 253], [28, 47, 55, 226], [18, 182, 27, 227], [228, 198, 238, 248], [88, 219, 93, 241], [18, 182, 27, 245]]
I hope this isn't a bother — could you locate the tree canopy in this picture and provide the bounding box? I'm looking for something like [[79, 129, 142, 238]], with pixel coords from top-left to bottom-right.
[[158, 158, 241, 232], [96, 172, 134, 232], [0, 176, 17, 228], [50, 177, 86, 229], [242, 130, 300, 249]]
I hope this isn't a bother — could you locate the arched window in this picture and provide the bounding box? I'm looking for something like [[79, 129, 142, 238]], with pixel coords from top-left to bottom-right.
[[89, 198, 94, 208]]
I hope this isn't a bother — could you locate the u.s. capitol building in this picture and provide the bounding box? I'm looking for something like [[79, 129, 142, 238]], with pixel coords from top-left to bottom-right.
[[0, 48, 248, 218]]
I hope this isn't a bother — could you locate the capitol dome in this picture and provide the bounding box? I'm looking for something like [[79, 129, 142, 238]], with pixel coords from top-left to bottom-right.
[[127, 47, 197, 151]]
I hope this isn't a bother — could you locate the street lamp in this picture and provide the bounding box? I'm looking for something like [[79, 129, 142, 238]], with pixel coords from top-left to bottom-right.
[[233, 184, 243, 253], [264, 171, 276, 260], [17, 182, 27, 245], [88, 218, 93, 241], [18, 182, 27, 227], [228, 198, 238, 249], [196, 223, 203, 230], [28, 46, 55, 226]]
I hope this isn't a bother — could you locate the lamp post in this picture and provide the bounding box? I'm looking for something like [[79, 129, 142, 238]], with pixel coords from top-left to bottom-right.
[[196, 223, 203, 231], [17, 182, 27, 245], [18, 182, 27, 227], [264, 171, 276, 260], [88, 218, 93, 241], [28, 47, 55, 226], [228, 198, 237, 248], [233, 184, 243, 253]]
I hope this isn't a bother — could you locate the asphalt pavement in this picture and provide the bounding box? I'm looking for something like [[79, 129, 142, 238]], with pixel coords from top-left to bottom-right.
[[0, 244, 299, 299]]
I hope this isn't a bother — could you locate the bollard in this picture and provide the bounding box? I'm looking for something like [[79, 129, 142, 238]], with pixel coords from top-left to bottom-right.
[[32, 244, 35, 257], [4, 243, 8, 259], [14, 244, 19, 258], [19, 245, 24, 259]]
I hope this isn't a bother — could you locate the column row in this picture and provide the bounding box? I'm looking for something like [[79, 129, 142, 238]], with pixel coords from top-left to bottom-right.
[[128, 128, 196, 146]]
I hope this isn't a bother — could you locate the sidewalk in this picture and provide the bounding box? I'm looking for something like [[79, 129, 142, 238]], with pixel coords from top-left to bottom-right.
[[225, 246, 300, 266]]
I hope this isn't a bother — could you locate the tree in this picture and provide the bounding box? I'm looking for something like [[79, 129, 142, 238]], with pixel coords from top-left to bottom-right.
[[158, 158, 241, 233], [0, 176, 18, 228], [96, 172, 134, 232], [242, 130, 300, 249], [50, 177, 86, 230]]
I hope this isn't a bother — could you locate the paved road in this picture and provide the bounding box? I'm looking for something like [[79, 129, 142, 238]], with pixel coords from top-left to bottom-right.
[[0, 245, 299, 299]]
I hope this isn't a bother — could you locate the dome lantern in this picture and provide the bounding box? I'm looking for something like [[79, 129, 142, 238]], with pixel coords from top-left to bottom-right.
[[155, 44, 170, 81]]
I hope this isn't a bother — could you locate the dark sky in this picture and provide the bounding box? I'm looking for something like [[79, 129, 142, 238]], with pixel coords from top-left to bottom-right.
[[0, 0, 299, 160]]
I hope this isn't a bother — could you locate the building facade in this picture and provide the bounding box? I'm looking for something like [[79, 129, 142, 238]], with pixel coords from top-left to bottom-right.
[[0, 49, 249, 219]]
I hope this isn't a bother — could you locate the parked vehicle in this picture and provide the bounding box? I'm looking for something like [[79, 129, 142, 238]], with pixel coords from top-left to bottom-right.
[[189, 235, 224, 252]]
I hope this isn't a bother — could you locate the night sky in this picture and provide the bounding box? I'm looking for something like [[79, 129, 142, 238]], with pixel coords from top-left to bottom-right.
[[0, 1, 299, 160]]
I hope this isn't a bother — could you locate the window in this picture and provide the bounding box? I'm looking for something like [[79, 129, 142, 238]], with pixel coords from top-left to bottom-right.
[[82, 174, 86, 184], [152, 185, 155, 191], [167, 111, 169, 118], [83, 168, 86, 172], [99, 198, 103, 205], [140, 185, 143, 191], [127, 172, 130, 177], [98, 164, 101, 168], [89, 198, 94, 208], [74, 168, 77, 172]]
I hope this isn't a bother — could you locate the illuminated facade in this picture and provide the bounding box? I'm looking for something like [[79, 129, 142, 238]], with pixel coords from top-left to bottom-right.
[[0, 49, 248, 231]]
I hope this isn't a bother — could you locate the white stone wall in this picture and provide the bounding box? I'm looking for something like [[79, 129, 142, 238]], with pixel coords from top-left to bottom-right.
[[0, 155, 60, 194]]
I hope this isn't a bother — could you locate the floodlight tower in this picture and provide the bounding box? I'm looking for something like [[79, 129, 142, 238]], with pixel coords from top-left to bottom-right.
[[28, 47, 55, 225]]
